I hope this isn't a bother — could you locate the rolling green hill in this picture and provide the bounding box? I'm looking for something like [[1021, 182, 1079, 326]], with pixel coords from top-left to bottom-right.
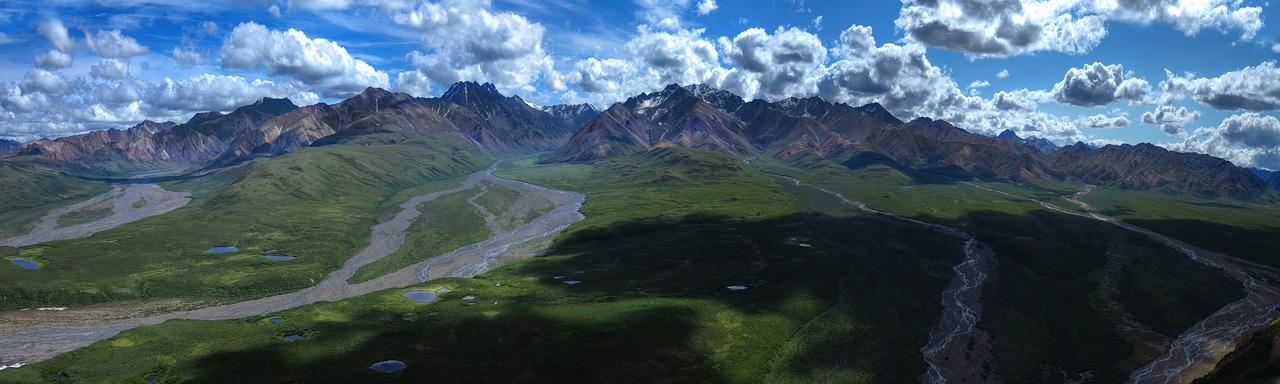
[[0, 134, 492, 309], [0, 157, 111, 239]]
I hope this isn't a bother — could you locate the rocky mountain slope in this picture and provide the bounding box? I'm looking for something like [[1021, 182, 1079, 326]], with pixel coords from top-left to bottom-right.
[[0, 139, 20, 152], [551, 83, 1274, 198], [14, 98, 298, 169], [1048, 143, 1271, 197], [11, 83, 595, 170], [998, 129, 1061, 154]]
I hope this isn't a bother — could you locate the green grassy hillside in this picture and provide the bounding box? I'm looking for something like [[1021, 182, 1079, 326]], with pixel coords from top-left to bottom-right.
[[0, 158, 111, 238], [0, 134, 493, 309], [759, 150, 1244, 381], [1079, 187, 1280, 269]]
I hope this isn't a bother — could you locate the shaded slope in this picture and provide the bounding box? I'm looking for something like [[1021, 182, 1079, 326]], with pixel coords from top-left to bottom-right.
[[546, 103, 653, 162], [1050, 143, 1274, 199]]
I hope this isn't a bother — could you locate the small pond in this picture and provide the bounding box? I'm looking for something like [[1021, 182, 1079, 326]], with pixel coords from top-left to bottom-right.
[[262, 255, 296, 261], [727, 285, 748, 291], [564, 280, 583, 285], [369, 360, 406, 373], [268, 317, 283, 324], [10, 258, 38, 270], [208, 246, 239, 254], [402, 290, 437, 303], [281, 335, 306, 341], [143, 374, 159, 383]]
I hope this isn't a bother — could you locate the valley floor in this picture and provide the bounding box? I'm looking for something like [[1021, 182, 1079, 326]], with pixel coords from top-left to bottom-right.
[[0, 162, 583, 367], [0, 183, 191, 248]]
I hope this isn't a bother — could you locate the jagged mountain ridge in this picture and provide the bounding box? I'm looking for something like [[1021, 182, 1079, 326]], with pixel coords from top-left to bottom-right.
[[621, 84, 757, 155], [546, 103, 653, 162], [552, 83, 1274, 198], [0, 139, 19, 152], [9, 80, 1273, 198], [11, 83, 596, 169], [555, 84, 1052, 181], [998, 129, 1061, 154], [13, 97, 296, 169]]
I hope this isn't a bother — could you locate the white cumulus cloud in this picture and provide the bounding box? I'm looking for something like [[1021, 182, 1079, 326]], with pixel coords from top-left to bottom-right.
[[895, 0, 1262, 57], [1052, 62, 1150, 107], [82, 29, 149, 58], [220, 22, 389, 98]]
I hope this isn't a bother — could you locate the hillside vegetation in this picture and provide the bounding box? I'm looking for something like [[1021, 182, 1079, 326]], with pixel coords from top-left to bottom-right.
[[0, 134, 492, 309]]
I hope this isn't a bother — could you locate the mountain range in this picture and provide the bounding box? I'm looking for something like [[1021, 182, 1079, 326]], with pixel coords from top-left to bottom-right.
[[551, 84, 1274, 198], [11, 82, 594, 171], [4, 82, 1275, 198]]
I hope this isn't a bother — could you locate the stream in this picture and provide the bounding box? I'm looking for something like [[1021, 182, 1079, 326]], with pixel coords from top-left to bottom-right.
[[769, 174, 997, 383], [1061, 186, 1280, 384], [0, 183, 191, 248]]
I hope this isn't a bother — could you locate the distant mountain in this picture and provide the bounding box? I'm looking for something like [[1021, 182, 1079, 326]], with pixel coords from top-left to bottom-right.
[[556, 84, 1050, 181], [846, 102, 904, 125], [871, 118, 1055, 181], [0, 139, 19, 152], [206, 88, 459, 167], [429, 82, 578, 152], [997, 130, 1061, 154], [1049, 143, 1272, 198], [542, 103, 600, 133], [683, 84, 746, 114], [548, 83, 1271, 198], [1248, 167, 1280, 191], [620, 84, 757, 155], [547, 103, 653, 162], [15, 98, 297, 169], [14, 83, 593, 170]]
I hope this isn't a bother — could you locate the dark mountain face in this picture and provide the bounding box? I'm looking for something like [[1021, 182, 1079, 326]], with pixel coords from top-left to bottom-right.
[[542, 103, 600, 133], [1248, 168, 1280, 191], [867, 118, 1054, 181], [846, 102, 905, 126], [1049, 143, 1272, 198], [432, 82, 577, 152], [997, 129, 1061, 154], [0, 139, 21, 152]]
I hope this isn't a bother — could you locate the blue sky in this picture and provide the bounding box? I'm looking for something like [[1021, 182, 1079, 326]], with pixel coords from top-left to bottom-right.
[[2, 0, 1280, 168]]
